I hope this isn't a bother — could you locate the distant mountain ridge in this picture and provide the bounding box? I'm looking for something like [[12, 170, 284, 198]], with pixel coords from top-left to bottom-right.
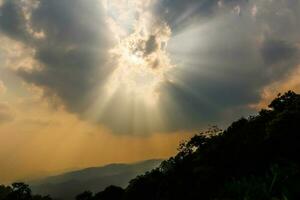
[[30, 159, 163, 200]]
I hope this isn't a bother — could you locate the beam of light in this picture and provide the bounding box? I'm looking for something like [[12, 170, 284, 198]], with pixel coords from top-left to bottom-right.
[[103, 0, 173, 106], [87, 0, 227, 134], [88, 1, 235, 134], [86, 0, 174, 134]]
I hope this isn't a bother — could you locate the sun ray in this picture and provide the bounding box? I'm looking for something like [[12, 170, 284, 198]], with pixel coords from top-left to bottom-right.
[[86, 0, 176, 134]]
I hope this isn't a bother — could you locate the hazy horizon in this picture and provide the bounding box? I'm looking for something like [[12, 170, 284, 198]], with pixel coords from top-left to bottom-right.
[[1, 0, 300, 184]]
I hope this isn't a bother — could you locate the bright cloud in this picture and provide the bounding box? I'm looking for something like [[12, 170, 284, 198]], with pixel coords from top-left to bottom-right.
[[0, 0, 300, 184]]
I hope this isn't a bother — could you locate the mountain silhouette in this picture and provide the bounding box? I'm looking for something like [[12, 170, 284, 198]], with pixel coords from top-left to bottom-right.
[[75, 91, 300, 200], [1, 91, 300, 200], [30, 159, 162, 200]]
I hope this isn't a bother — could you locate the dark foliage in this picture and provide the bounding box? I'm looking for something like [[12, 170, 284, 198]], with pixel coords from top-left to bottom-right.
[[0, 183, 53, 200], [75, 186, 124, 200], [92, 91, 300, 200], [2, 91, 300, 200]]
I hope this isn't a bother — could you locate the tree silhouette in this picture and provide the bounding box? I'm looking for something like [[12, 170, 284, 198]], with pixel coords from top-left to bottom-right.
[[94, 185, 124, 200], [0, 183, 53, 200], [96, 91, 300, 200], [1, 91, 300, 200], [76, 191, 93, 200]]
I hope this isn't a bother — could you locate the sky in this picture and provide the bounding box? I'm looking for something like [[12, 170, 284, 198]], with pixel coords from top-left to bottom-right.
[[0, 0, 300, 183]]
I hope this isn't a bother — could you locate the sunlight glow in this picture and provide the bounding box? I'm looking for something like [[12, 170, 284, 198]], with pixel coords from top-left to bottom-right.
[[85, 0, 181, 134], [103, 0, 173, 106]]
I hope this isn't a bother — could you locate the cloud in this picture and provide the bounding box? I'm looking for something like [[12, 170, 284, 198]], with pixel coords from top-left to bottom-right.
[[156, 0, 300, 130], [0, 0, 300, 134], [251, 64, 300, 110], [0, 0, 28, 40], [261, 39, 298, 65], [153, 0, 248, 32], [1, 0, 114, 114], [145, 35, 160, 56], [251, 4, 257, 17]]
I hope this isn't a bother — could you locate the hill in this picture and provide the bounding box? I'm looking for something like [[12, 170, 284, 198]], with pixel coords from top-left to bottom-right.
[[1, 91, 300, 200], [76, 91, 300, 200], [30, 159, 162, 200]]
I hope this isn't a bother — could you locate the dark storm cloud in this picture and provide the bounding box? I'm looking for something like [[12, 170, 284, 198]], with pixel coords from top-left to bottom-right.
[[0, 0, 114, 114], [157, 0, 300, 130], [1, 0, 300, 134], [30, 0, 109, 46], [153, 0, 249, 32], [145, 35, 159, 56], [0, 0, 28, 40], [261, 39, 298, 65]]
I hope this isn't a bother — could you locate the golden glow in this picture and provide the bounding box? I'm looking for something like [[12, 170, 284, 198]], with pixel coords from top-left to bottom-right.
[[103, 0, 173, 106], [0, 79, 193, 183], [0, 0, 190, 183], [250, 65, 300, 110]]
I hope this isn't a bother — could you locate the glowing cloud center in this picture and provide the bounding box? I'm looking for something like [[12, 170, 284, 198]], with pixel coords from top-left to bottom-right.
[[103, 0, 173, 105]]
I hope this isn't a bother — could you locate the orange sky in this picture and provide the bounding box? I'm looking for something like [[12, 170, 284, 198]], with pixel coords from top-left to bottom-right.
[[1, 0, 300, 185], [1, 63, 300, 183], [0, 38, 191, 183], [0, 32, 193, 184], [0, 86, 192, 183], [251, 65, 300, 110]]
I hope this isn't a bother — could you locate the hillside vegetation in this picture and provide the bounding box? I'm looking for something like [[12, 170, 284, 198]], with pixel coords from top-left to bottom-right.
[[1, 91, 300, 200]]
